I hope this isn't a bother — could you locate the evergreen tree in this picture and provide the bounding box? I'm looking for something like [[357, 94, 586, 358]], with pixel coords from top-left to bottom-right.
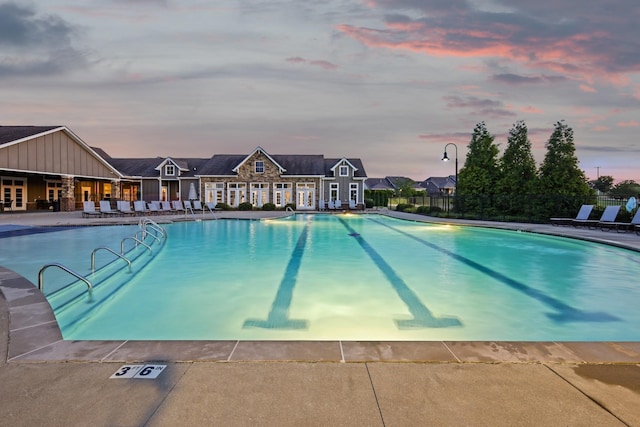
[[496, 120, 538, 216], [497, 120, 537, 194], [538, 121, 593, 216], [457, 122, 500, 214]]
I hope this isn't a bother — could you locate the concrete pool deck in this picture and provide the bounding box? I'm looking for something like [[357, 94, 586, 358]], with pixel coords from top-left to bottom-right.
[[1, 209, 640, 425]]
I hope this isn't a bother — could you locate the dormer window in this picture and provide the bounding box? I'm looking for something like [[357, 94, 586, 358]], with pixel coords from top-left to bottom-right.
[[255, 161, 264, 173], [165, 164, 175, 176], [339, 165, 349, 177]]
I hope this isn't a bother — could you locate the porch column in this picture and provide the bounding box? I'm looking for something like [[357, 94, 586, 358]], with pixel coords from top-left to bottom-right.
[[60, 175, 75, 211], [111, 180, 121, 200]]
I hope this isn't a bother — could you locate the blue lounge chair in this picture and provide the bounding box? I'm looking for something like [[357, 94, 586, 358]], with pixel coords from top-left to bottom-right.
[[573, 205, 620, 228], [550, 205, 593, 226]]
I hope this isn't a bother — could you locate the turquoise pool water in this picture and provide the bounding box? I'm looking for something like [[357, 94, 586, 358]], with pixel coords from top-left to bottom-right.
[[2, 214, 640, 341]]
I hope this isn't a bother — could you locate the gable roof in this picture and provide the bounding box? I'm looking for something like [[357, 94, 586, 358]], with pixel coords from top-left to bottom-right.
[[365, 178, 395, 190], [325, 158, 367, 178], [232, 146, 286, 173], [198, 153, 327, 176], [1, 126, 123, 178], [108, 157, 209, 178], [0, 126, 61, 146]]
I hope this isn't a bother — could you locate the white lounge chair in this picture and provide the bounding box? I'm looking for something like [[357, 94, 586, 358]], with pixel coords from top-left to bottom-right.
[[193, 200, 204, 212], [148, 202, 161, 215], [205, 202, 220, 213], [82, 201, 102, 218], [349, 199, 357, 209], [117, 201, 135, 216], [318, 200, 326, 211], [99, 200, 120, 217], [328, 200, 335, 210], [171, 200, 186, 214], [335, 200, 342, 210], [161, 201, 176, 214], [183, 200, 194, 214], [133, 201, 151, 216]]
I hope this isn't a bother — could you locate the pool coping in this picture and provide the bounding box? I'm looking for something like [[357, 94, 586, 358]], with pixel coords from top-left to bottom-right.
[[2, 210, 640, 364]]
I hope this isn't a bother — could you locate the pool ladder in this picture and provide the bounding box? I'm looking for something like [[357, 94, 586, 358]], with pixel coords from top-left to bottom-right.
[[38, 217, 166, 296]]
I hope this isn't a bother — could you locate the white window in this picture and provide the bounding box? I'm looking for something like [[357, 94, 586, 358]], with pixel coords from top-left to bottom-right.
[[227, 183, 246, 207], [273, 183, 292, 207], [165, 164, 175, 176], [339, 165, 349, 177], [250, 183, 269, 207], [330, 183, 339, 202], [255, 161, 264, 173], [349, 183, 358, 202], [205, 182, 225, 205], [296, 182, 315, 210]]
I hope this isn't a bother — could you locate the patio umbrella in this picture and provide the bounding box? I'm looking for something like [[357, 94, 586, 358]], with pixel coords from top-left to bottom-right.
[[188, 182, 197, 200], [626, 196, 637, 213]]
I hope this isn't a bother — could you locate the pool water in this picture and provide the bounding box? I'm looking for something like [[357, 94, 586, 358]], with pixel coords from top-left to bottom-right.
[[2, 214, 640, 341]]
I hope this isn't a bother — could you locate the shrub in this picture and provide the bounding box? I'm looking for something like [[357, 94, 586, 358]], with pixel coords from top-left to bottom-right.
[[395, 203, 414, 212], [238, 202, 253, 211], [262, 203, 276, 211], [365, 198, 374, 209], [284, 203, 296, 211], [416, 206, 443, 214], [215, 202, 231, 211]]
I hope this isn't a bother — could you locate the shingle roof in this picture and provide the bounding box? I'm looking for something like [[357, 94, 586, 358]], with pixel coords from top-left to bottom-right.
[[325, 158, 367, 178], [0, 126, 61, 146], [365, 178, 394, 190]]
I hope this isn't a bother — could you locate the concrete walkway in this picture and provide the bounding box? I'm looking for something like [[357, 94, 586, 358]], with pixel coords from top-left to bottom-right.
[[1, 210, 640, 426]]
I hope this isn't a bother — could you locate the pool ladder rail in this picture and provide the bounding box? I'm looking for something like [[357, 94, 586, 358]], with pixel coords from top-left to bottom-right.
[[38, 217, 166, 297]]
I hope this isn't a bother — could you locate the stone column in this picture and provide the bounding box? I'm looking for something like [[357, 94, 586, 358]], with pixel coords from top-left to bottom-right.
[[60, 175, 75, 211]]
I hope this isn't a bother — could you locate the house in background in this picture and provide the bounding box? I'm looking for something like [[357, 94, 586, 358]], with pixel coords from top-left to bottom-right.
[[420, 176, 457, 196], [365, 176, 425, 194], [0, 126, 367, 211], [197, 147, 367, 210], [0, 126, 125, 211]]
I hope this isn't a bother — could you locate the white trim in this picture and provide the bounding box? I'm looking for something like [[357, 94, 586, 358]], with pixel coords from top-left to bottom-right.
[[232, 146, 286, 173], [329, 158, 358, 173]]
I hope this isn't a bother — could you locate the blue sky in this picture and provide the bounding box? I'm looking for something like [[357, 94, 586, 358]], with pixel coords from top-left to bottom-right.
[[1, 0, 639, 182]]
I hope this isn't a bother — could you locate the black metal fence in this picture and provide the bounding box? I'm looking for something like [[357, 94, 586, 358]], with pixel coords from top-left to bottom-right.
[[387, 194, 636, 223]]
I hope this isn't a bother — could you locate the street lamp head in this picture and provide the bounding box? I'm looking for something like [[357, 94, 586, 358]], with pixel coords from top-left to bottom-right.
[[442, 151, 450, 162]]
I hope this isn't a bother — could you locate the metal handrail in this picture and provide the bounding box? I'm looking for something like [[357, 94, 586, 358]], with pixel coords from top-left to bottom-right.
[[38, 263, 92, 293], [91, 247, 132, 272], [121, 236, 152, 254], [135, 230, 161, 244], [139, 218, 166, 238]]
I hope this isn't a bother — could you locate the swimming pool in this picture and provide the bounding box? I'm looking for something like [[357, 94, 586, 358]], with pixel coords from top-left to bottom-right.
[[2, 214, 640, 341]]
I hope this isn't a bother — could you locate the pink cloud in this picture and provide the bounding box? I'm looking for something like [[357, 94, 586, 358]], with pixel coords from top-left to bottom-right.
[[579, 84, 597, 93], [336, 12, 639, 88], [285, 57, 338, 70], [618, 120, 640, 127], [521, 106, 544, 114]]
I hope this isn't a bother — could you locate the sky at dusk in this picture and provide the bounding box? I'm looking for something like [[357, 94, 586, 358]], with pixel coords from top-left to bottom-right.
[[1, 0, 639, 182]]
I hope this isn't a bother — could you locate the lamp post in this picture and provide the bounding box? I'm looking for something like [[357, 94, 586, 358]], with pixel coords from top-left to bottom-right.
[[441, 143, 458, 212]]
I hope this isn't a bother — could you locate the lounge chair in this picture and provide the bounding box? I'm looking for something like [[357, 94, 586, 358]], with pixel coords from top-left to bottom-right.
[[161, 201, 176, 214], [600, 208, 640, 233], [327, 200, 335, 210], [204, 202, 220, 213], [318, 200, 326, 211], [183, 200, 195, 215], [99, 200, 120, 217], [335, 200, 342, 210], [148, 202, 161, 215], [349, 199, 357, 209], [573, 205, 620, 229], [82, 201, 102, 218], [171, 200, 186, 214], [192, 200, 204, 212], [133, 201, 151, 216], [550, 205, 593, 226], [117, 201, 135, 216]]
